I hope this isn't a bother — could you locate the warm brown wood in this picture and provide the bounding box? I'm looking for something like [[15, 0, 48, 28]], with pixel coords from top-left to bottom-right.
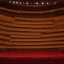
[[0, 5, 64, 49]]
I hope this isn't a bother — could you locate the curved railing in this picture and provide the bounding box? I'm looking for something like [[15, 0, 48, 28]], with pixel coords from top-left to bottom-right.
[[0, 6, 64, 18], [0, 0, 64, 11]]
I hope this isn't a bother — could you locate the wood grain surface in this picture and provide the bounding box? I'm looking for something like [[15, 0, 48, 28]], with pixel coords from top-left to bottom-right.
[[0, 6, 64, 49]]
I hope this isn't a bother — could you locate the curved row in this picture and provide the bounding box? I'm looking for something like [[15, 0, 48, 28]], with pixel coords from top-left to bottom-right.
[[0, 7, 64, 18], [0, 13, 64, 49]]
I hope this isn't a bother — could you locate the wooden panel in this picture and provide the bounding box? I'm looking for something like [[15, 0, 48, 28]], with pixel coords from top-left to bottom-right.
[[0, 8, 64, 49]]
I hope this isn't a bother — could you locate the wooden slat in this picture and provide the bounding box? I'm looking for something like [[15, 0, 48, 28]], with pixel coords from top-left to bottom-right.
[[0, 14, 64, 21], [54, 20, 64, 28], [10, 35, 40, 39], [0, 6, 64, 14], [0, 41, 64, 45], [0, 30, 41, 36], [0, 45, 64, 49], [0, 25, 64, 32], [0, 34, 10, 40], [12, 20, 53, 25], [41, 32, 64, 37], [11, 37, 64, 42], [0, 21, 54, 28]]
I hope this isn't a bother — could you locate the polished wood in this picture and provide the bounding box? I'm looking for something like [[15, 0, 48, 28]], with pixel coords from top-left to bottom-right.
[[0, 4, 64, 49]]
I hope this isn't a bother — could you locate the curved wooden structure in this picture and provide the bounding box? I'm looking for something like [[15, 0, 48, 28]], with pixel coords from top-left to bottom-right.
[[0, 0, 64, 49]]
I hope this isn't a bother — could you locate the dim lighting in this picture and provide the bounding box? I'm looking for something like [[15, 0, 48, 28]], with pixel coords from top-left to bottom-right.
[[26, 2, 28, 4], [54, 2, 56, 4], [36, 2, 38, 4], [16, 1, 18, 4], [9, 1, 11, 3], [20, 2, 22, 4], [42, 2, 44, 4], [13, 1, 15, 4], [47, 2, 49, 4]]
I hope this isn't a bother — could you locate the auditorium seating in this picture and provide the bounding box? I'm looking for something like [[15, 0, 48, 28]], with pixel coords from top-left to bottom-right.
[[0, 0, 64, 49]]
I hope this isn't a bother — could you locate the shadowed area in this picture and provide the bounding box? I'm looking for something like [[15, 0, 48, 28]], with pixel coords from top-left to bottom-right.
[[0, 58, 64, 64]]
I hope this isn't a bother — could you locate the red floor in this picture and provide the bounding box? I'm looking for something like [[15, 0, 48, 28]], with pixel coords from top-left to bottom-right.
[[0, 50, 64, 58], [0, 50, 64, 64]]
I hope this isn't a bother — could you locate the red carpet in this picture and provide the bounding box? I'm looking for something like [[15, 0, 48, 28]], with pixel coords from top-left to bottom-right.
[[0, 50, 64, 58], [0, 50, 64, 64]]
